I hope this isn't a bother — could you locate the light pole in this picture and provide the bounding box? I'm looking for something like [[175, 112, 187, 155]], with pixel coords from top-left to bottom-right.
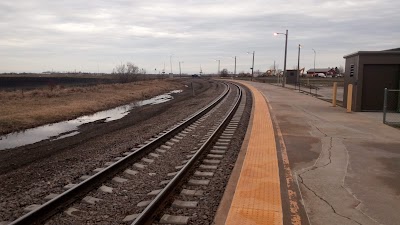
[[297, 44, 302, 83], [312, 49, 316, 77], [215, 59, 220, 75], [179, 61, 183, 77], [169, 55, 173, 75], [247, 51, 255, 81], [274, 29, 288, 87], [233, 56, 237, 76]]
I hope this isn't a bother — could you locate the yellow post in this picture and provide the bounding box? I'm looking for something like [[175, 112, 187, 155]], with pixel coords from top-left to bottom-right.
[[332, 82, 337, 107], [347, 84, 353, 113]]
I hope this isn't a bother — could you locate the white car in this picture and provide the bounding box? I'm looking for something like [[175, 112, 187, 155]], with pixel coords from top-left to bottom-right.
[[316, 73, 326, 78]]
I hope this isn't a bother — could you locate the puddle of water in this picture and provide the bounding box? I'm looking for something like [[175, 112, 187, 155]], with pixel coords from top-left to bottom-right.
[[0, 90, 182, 150]]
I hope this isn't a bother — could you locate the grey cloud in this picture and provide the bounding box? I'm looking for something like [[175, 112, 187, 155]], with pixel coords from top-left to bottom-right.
[[0, 0, 399, 73]]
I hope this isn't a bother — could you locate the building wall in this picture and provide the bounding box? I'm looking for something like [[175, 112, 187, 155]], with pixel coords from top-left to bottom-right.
[[343, 55, 360, 111], [362, 64, 400, 110], [344, 52, 400, 111], [286, 70, 298, 84]]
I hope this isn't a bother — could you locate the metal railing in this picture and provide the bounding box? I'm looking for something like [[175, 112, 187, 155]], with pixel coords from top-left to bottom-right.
[[383, 88, 400, 127], [294, 82, 319, 97]]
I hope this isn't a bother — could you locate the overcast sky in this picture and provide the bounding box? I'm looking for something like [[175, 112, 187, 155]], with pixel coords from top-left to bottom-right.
[[1, 0, 399, 74]]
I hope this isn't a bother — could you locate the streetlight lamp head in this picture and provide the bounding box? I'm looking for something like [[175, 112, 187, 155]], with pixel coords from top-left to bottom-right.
[[273, 32, 278, 36]]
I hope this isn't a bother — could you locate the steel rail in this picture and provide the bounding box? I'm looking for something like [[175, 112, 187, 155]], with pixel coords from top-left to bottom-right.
[[10, 82, 230, 225], [132, 83, 243, 225]]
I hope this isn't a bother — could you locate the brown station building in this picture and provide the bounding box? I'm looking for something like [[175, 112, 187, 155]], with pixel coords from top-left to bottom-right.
[[343, 48, 400, 111]]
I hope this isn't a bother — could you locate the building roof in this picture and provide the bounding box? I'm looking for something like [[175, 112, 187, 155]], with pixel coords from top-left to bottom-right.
[[344, 48, 400, 58], [384, 47, 400, 51], [307, 68, 333, 73]]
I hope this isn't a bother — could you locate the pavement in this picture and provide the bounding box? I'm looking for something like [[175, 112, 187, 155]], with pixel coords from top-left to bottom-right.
[[216, 80, 400, 225], [283, 83, 344, 105], [248, 81, 400, 225]]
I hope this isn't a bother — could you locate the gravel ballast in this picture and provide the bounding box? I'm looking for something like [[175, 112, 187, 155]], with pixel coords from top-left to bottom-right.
[[0, 79, 224, 222]]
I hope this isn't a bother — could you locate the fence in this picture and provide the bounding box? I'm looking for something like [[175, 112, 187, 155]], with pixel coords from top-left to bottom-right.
[[293, 82, 320, 97], [383, 88, 400, 127]]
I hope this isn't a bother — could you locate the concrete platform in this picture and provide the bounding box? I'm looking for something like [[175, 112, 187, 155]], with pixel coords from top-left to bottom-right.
[[215, 80, 400, 225]]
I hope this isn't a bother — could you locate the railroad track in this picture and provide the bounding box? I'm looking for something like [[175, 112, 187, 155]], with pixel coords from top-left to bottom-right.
[[9, 82, 245, 225], [141, 82, 248, 225]]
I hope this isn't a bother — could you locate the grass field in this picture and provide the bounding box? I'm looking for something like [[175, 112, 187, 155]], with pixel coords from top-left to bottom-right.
[[0, 79, 183, 135]]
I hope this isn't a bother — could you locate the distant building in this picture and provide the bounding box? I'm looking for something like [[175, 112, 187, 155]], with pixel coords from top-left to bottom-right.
[[286, 69, 299, 84], [306, 68, 336, 76]]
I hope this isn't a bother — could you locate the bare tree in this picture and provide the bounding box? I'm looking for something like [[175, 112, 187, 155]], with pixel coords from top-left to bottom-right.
[[113, 62, 142, 83], [220, 68, 229, 77], [113, 63, 126, 74], [126, 62, 139, 74]]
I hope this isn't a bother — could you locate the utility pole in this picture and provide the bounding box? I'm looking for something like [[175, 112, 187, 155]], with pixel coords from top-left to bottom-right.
[[312, 49, 316, 77], [179, 61, 183, 77], [234, 56, 237, 76], [162, 62, 165, 74], [251, 51, 255, 81], [170, 55, 173, 74], [297, 44, 301, 83], [283, 29, 288, 87], [215, 60, 220, 75], [247, 51, 255, 81]]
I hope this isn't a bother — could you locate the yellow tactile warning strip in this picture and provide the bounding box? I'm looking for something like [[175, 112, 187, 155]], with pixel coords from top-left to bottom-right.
[[225, 82, 282, 225], [261, 92, 302, 225]]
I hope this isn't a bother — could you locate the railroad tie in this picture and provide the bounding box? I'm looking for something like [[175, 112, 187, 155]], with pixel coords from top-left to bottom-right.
[[159, 214, 189, 225]]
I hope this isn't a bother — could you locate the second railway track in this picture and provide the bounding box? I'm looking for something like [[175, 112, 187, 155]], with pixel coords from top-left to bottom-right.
[[7, 81, 250, 225]]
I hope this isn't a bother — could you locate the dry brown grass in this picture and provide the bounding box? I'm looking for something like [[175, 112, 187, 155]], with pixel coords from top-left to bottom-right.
[[0, 79, 183, 135]]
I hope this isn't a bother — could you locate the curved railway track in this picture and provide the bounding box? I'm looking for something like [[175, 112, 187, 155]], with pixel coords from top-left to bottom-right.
[[137, 82, 248, 225], [131, 83, 243, 225], [9, 81, 246, 225]]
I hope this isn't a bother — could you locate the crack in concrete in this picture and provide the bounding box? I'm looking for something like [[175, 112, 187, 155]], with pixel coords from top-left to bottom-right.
[[320, 137, 333, 168], [314, 125, 328, 137], [293, 104, 378, 224], [295, 134, 365, 225], [297, 173, 363, 225], [297, 136, 332, 175], [340, 185, 379, 224]]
